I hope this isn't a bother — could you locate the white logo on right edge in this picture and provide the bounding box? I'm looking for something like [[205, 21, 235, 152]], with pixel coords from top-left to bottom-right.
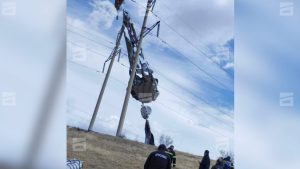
[[280, 92, 294, 107], [1, 1, 17, 16], [1, 92, 16, 106], [280, 1, 294, 16]]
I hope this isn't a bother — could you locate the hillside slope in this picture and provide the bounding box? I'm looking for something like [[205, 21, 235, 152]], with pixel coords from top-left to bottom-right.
[[67, 127, 215, 169]]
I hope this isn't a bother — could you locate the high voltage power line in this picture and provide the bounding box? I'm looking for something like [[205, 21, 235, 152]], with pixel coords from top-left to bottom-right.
[[67, 37, 234, 122], [67, 0, 234, 137], [68, 23, 232, 91], [68, 0, 233, 81], [149, 34, 232, 91], [67, 27, 234, 119], [68, 58, 232, 137], [67, 4, 233, 89], [128, 0, 233, 78]]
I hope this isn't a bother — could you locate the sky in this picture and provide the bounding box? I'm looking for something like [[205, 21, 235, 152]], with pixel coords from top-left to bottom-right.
[[66, 0, 234, 159], [235, 1, 300, 168]]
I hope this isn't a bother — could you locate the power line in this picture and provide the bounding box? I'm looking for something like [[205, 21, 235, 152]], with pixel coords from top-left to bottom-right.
[[67, 28, 114, 50], [155, 101, 230, 137], [68, 40, 233, 125], [68, 3, 231, 82], [128, 0, 233, 79], [153, 66, 234, 119], [69, 59, 231, 138], [67, 18, 234, 118], [67, 40, 108, 58], [157, 0, 212, 53], [70, 59, 231, 137], [67, 23, 130, 59], [158, 84, 234, 127], [154, 34, 232, 90], [68, 22, 232, 91], [68, 50, 232, 137], [67, 23, 114, 45], [67, 30, 234, 120], [107, 59, 233, 124], [68, 3, 233, 80]]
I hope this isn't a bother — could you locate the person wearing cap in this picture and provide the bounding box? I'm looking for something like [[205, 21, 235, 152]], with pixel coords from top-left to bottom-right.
[[199, 150, 210, 169], [166, 145, 176, 168], [144, 144, 171, 169]]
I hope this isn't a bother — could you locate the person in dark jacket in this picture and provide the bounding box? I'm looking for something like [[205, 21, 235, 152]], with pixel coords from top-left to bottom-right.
[[145, 120, 155, 145], [211, 157, 223, 169], [144, 144, 171, 169], [199, 150, 210, 169], [166, 145, 176, 168], [223, 156, 233, 169]]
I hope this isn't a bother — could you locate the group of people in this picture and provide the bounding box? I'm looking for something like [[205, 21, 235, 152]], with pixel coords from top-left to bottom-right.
[[198, 150, 234, 169], [210, 156, 234, 169], [144, 144, 234, 169], [144, 144, 176, 169]]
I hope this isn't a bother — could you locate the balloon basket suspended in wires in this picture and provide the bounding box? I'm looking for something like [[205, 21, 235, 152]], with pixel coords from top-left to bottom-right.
[[122, 10, 160, 104]]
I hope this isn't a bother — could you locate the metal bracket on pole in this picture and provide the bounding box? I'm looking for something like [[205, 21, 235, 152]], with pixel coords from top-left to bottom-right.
[[88, 25, 125, 131], [102, 54, 113, 73], [143, 21, 160, 38], [117, 49, 122, 62], [102, 48, 122, 73], [116, 0, 154, 137], [151, 0, 157, 11]]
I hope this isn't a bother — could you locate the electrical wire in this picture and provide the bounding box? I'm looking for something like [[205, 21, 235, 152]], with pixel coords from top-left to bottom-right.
[[67, 29, 234, 120], [67, 38, 234, 122], [128, 0, 233, 79]]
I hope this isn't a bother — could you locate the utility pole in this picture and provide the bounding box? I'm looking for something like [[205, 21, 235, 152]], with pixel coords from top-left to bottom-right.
[[88, 25, 125, 131], [116, 0, 154, 137]]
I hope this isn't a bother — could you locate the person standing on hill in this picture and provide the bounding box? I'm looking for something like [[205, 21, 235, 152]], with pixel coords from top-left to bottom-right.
[[144, 144, 171, 169], [199, 150, 210, 169], [166, 145, 176, 168], [211, 157, 224, 169], [223, 156, 233, 169], [145, 119, 155, 145]]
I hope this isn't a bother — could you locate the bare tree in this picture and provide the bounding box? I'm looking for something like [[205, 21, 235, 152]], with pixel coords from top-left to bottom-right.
[[159, 134, 173, 147]]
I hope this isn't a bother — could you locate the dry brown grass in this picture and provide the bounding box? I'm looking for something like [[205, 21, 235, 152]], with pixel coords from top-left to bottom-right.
[[67, 127, 215, 169]]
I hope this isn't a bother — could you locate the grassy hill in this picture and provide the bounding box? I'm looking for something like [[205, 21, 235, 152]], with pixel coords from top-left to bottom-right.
[[67, 127, 215, 169]]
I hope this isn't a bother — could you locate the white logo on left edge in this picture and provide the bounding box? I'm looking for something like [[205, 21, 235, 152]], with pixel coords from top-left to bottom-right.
[[71, 45, 87, 62], [280, 92, 294, 107], [1, 1, 17, 16], [1, 92, 16, 106], [72, 137, 86, 152]]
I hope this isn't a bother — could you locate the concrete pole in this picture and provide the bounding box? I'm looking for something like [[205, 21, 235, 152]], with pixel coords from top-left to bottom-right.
[[88, 25, 125, 131], [116, 0, 153, 137]]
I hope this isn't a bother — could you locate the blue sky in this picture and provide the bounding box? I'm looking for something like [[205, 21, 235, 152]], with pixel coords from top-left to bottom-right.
[[67, 0, 234, 159]]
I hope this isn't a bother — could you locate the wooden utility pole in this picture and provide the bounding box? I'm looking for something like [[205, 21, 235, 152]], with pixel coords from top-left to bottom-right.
[[88, 25, 125, 131], [116, 0, 154, 137]]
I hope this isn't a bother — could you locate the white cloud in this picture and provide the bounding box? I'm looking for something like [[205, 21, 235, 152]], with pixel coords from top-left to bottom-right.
[[88, 0, 117, 29], [223, 62, 234, 69]]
